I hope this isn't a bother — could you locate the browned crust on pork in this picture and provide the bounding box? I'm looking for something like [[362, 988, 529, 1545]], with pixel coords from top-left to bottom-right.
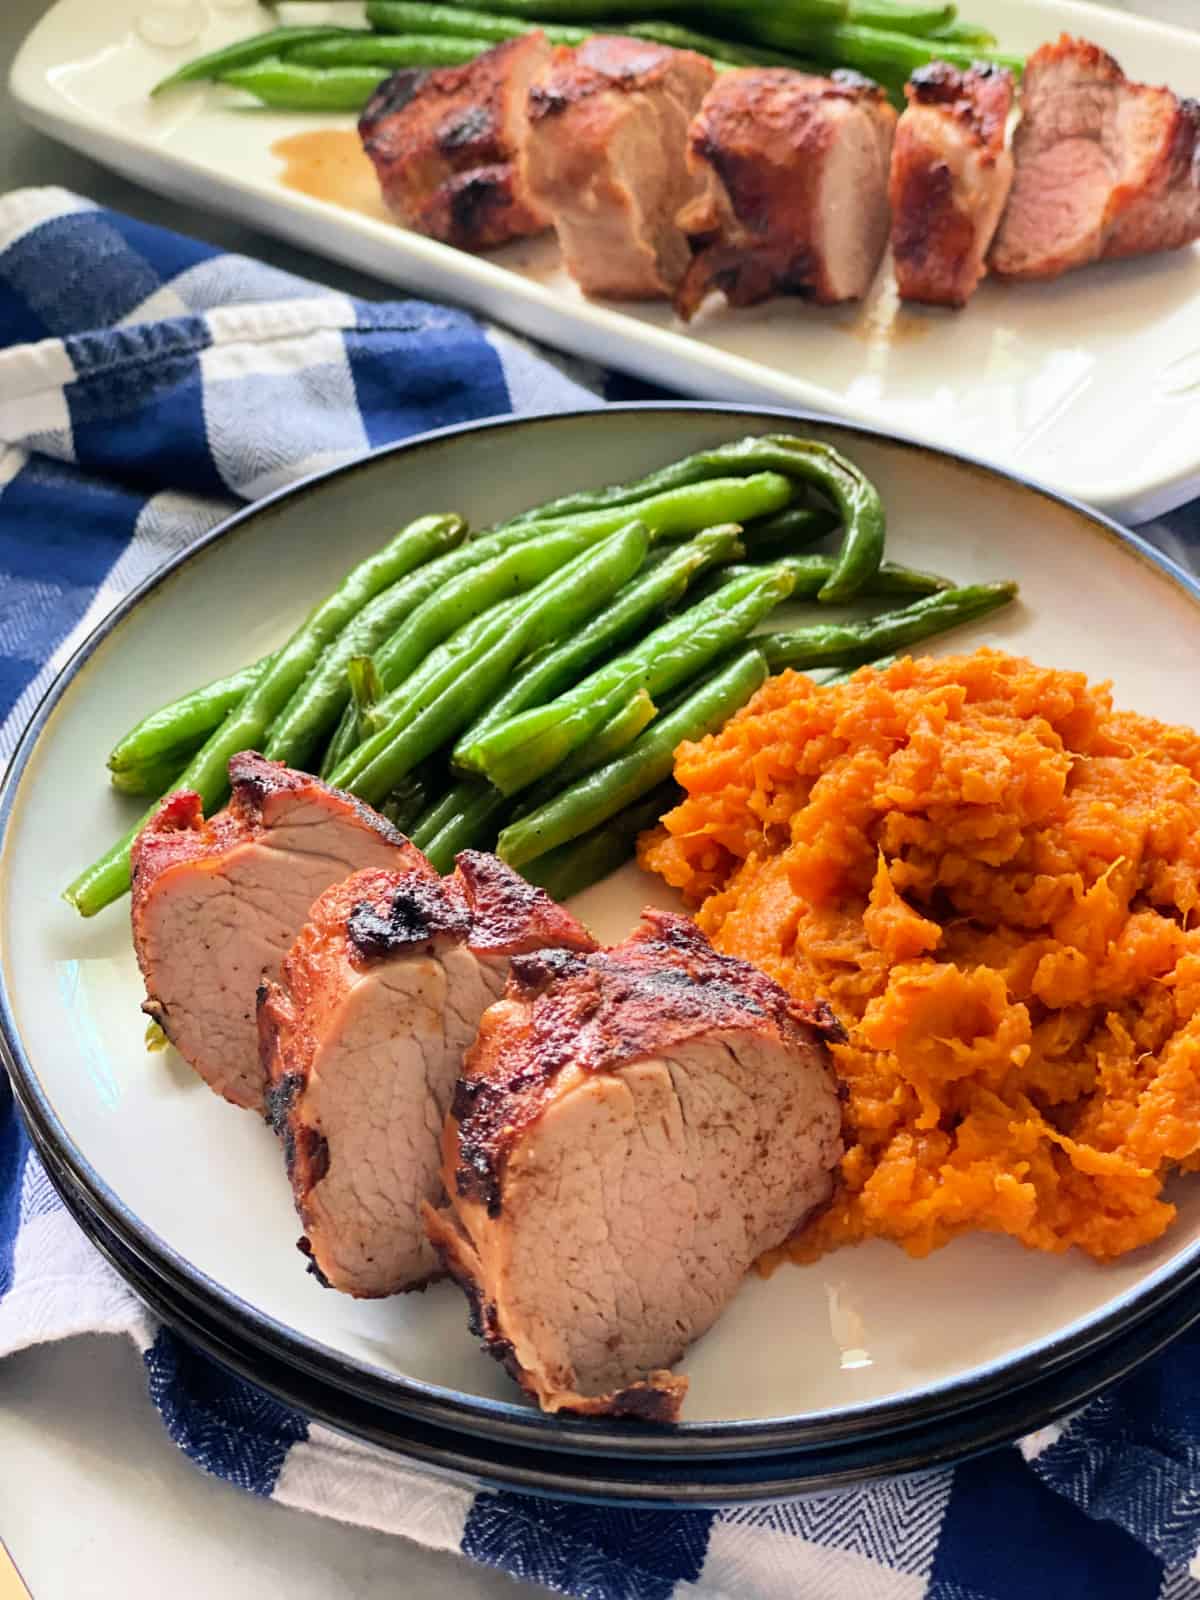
[[889, 63, 1014, 308], [527, 35, 706, 122], [451, 908, 844, 1215], [358, 34, 552, 250], [675, 68, 896, 319], [453, 849, 597, 957]]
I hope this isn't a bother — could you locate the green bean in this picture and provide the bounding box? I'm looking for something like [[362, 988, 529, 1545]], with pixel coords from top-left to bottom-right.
[[109, 754, 188, 799], [219, 58, 396, 111], [107, 659, 268, 776], [150, 27, 356, 94], [347, 655, 385, 720], [330, 524, 650, 805], [518, 439, 880, 604], [513, 471, 792, 547], [617, 22, 750, 68], [411, 782, 476, 849], [741, 504, 840, 553], [264, 515, 465, 769], [623, 21, 820, 70], [742, 19, 1022, 78], [65, 516, 451, 917], [460, 565, 793, 796], [285, 34, 498, 67], [365, 0, 588, 45], [757, 581, 1018, 672], [552, 688, 658, 783], [718, 438, 886, 603], [381, 765, 438, 834], [416, 0, 958, 32], [454, 523, 741, 760], [497, 647, 768, 869], [710, 556, 952, 599], [522, 783, 680, 901], [505, 439, 804, 527], [925, 18, 997, 45], [421, 785, 509, 873]]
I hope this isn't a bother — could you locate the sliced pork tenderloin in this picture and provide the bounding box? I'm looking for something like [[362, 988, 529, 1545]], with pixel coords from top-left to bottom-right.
[[425, 909, 844, 1422], [524, 36, 716, 299], [991, 35, 1200, 281], [358, 32, 553, 251], [889, 62, 1015, 307], [132, 753, 429, 1112], [674, 68, 898, 320], [260, 852, 596, 1298]]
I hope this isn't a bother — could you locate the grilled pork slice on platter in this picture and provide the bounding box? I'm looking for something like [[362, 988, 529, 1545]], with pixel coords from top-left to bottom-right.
[[358, 32, 553, 251], [425, 910, 845, 1422], [674, 68, 898, 321], [132, 753, 426, 1113], [260, 852, 595, 1298], [889, 62, 1015, 308], [990, 35, 1200, 281], [523, 36, 716, 299]]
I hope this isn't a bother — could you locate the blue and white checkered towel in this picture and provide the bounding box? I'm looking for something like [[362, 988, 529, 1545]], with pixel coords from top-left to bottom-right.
[[4, 187, 1200, 1600]]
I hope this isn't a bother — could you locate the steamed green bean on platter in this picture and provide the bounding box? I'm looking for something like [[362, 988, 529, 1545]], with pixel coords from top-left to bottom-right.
[[69, 432, 1017, 916]]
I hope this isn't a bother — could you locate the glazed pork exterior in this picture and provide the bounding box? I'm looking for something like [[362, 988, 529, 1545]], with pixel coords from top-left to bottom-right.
[[358, 32, 552, 251], [889, 63, 1015, 307], [524, 36, 716, 299], [675, 68, 898, 320], [132, 753, 426, 1112], [991, 35, 1200, 281], [260, 852, 595, 1298], [425, 910, 844, 1422]]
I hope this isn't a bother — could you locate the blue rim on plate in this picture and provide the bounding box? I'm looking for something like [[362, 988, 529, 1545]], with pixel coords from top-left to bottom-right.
[[4, 404, 1200, 1484], [33, 1116, 1200, 1505]]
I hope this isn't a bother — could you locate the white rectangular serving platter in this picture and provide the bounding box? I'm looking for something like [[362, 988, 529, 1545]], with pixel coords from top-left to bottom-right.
[[9, 0, 1200, 521]]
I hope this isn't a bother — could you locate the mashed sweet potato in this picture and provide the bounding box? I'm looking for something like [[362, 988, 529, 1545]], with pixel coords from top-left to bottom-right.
[[639, 649, 1200, 1264]]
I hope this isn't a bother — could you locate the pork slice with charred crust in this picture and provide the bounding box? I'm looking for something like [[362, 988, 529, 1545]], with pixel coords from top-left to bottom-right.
[[991, 35, 1200, 281], [358, 32, 552, 251], [889, 63, 1015, 307], [524, 37, 716, 299], [425, 909, 844, 1422], [260, 852, 596, 1298], [132, 753, 429, 1112], [675, 68, 898, 320]]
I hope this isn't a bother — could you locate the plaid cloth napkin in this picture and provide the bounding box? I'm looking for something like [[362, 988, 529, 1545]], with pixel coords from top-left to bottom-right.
[[4, 186, 1200, 1600]]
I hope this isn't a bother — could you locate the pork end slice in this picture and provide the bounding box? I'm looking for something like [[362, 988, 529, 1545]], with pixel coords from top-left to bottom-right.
[[358, 32, 553, 251], [675, 68, 898, 321], [990, 34, 1200, 281], [524, 37, 716, 300], [428, 909, 845, 1422], [261, 856, 596, 1298], [131, 752, 429, 1112], [889, 62, 1015, 308]]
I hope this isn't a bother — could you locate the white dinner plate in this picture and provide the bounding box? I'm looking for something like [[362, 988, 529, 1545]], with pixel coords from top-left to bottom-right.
[[5, 406, 1200, 1496], [9, 0, 1200, 523]]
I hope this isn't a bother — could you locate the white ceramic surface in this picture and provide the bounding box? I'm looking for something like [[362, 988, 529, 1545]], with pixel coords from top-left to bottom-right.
[[4, 407, 1200, 1430], [8, 0, 1200, 523]]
